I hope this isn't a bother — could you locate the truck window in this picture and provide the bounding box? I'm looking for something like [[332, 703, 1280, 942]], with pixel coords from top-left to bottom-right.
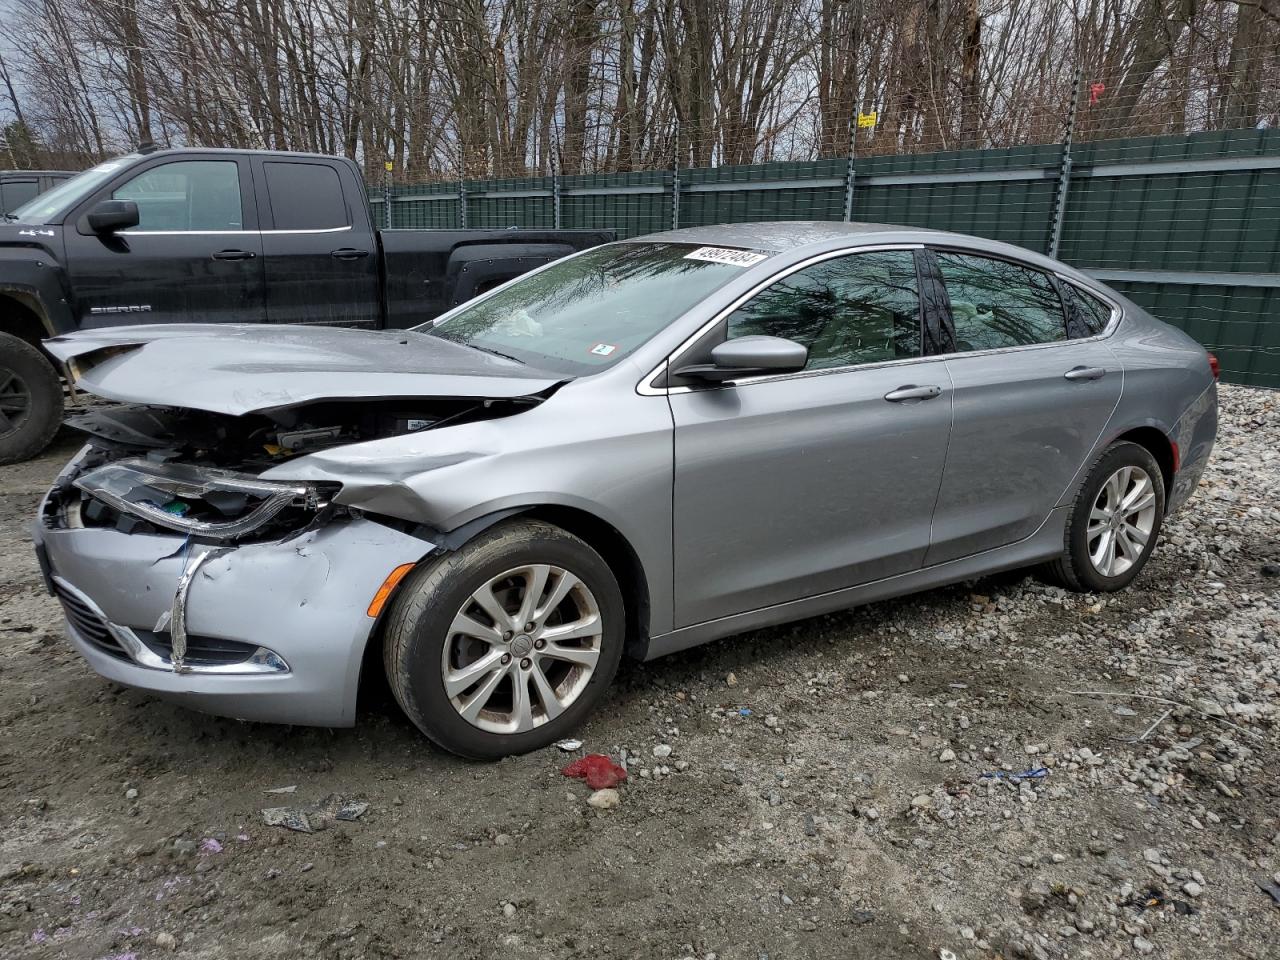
[[264, 162, 348, 230], [1, 179, 39, 213], [113, 160, 242, 232]]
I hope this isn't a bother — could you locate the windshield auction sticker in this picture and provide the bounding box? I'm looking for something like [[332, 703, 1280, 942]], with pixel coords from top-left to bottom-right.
[[683, 246, 769, 267]]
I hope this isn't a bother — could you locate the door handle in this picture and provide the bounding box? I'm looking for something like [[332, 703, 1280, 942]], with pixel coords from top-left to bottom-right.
[[884, 384, 943, 403], [211, 249, 256, 261], [331, 247, 371, 260], [1064, 366, 1107, 381]]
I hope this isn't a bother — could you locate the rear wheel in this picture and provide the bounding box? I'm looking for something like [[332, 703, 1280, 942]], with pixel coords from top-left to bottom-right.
[[0, 331, 63, 465], [383, 519, 625, 759], [1042, 440, 1165, 592]]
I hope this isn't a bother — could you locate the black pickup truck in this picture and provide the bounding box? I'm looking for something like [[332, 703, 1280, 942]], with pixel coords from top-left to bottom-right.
[[0, 147, 611, 463]]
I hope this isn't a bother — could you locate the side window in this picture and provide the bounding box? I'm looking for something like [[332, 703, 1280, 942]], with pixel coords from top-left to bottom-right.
[[725, 250, 921, 370], [935, 251, 1066, 351], [113, 160, 242, 231], [1065, 284, 1114, 337], [2, 179, 39, 213], [263, 162, 348, 230]]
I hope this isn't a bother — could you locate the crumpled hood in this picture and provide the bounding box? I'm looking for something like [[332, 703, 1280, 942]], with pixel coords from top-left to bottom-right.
[[44, 323, 566, 416]]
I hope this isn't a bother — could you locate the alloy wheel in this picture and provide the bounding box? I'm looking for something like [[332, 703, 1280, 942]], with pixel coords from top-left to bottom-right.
[[440, 564, 602, 734], [0, 367, 31, 438], [1087, 465, 1157, 577]]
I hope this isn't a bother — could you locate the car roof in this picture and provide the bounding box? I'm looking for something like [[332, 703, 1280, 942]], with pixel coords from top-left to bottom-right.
[[630, 220, 957, 253], [627, 220, 1108, 291]]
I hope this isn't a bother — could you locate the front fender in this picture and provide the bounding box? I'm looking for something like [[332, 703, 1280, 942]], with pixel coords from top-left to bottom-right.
[[0, 243, 75, 335]]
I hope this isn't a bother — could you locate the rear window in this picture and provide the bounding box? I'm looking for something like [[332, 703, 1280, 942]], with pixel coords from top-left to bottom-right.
[[264, 162, 348, 230]]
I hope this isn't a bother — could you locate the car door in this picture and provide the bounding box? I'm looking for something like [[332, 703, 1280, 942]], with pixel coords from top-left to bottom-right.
[[922, 248, 1122, 566], [668, 247, 954, 628], [253, 157, 380, 327], [63, 156, 265, 327]]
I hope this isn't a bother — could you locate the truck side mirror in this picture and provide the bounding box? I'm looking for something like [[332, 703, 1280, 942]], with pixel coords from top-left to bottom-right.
[[87, 199, 140, 234]]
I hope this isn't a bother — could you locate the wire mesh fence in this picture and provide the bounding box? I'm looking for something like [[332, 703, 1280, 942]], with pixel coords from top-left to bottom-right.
[[340, 36, 1280, 392], [371, 124, 1280, 389]]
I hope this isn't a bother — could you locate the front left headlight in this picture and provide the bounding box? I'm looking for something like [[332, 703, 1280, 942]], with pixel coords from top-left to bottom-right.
[[73, 458, 338, 540]]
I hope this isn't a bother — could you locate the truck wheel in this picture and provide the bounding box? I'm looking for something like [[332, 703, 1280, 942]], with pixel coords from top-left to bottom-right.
[[0, 331, 63, 465]]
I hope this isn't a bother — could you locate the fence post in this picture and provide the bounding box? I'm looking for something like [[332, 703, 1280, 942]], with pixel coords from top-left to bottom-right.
[[1048, 66, 1082, 259], [382, 162, 392, 229], [551, 149, 562, 229], [671, 127, 681, 230], [843, 114, 857, 222], [458, 163, 468, 229]]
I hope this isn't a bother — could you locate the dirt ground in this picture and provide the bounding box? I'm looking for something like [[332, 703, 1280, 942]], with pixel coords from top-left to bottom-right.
[[2, 385, 1278, 960]]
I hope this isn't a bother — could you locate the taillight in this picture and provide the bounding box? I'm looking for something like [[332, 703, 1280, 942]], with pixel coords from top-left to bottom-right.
[[1208, 352, 1220, 380]]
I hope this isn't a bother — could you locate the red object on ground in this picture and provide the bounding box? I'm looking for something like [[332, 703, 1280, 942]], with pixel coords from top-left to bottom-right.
[[562, 754, 628, 790]]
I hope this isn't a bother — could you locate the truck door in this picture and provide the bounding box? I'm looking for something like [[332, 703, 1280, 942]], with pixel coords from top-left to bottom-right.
[[253, 157, 380, 328], [62, 156, 265, 327]]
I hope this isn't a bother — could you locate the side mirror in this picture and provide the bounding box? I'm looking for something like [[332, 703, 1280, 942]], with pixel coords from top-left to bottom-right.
[[86, 199, 140, 234], [674, 335, 808, 382]]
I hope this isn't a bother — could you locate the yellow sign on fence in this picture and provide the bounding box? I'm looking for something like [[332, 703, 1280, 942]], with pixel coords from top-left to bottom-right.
[[857, 111, 878, 129]]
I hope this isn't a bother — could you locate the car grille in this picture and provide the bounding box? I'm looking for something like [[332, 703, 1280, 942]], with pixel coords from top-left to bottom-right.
[[136, 630, 258, 667], [53, 580, 130, 662]]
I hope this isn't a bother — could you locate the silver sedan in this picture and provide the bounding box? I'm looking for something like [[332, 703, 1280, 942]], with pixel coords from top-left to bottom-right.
[[36, 222, 1218, 758]]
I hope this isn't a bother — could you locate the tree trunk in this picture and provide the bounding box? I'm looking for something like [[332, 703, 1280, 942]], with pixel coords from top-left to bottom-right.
[[959, 0, 982, 148]]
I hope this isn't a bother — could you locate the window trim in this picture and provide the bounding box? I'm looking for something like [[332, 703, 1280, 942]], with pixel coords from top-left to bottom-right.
[[120, 225, 352, 237], [638, 243, 928, 396], [921, 245, 1123, 362]]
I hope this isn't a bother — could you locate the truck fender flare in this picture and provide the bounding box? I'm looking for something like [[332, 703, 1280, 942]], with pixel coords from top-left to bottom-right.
[[0, 285, 59, 340], [0, 251, 76, 337]]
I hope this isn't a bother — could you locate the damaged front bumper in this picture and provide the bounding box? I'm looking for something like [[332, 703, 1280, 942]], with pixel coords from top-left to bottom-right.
[[34, 452, 434, 727]]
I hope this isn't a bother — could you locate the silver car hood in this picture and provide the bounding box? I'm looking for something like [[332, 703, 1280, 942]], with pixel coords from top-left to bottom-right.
[[44, 324, 564, 416]]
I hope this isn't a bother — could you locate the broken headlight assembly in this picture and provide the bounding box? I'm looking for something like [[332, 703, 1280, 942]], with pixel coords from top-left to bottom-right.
[[72, 458, 337, 541]]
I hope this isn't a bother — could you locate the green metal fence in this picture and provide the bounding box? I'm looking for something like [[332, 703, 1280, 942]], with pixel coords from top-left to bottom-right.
[[372, 129, 1280, 389]]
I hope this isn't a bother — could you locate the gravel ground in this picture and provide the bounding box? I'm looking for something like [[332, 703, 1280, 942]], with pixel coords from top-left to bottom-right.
[[1, 384, 1278, 960]]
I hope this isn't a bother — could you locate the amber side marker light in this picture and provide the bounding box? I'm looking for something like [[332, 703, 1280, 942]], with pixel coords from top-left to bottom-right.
[[367, 563, 416, 618], [1208, 353, 1220, 380]]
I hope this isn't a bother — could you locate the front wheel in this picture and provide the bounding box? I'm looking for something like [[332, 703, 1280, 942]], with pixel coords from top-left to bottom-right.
[[382, 519, 625, 759], [0, 331, 63, 465], [1042, 440, 1166, 592]]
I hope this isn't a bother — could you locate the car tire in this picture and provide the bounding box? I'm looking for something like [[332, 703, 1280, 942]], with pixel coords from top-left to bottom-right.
[[382, 519, 625, 759], [1042, 440, 1166, 593], [0, 331, 63, 465]]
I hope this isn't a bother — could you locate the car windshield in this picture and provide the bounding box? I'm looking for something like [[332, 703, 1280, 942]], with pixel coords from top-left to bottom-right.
[[8, 155, 139, 224], [423, 241, 762, 375]]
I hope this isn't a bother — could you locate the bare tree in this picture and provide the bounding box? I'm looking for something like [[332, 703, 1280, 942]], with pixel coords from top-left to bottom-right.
[[0, 0, 1276, 178]]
